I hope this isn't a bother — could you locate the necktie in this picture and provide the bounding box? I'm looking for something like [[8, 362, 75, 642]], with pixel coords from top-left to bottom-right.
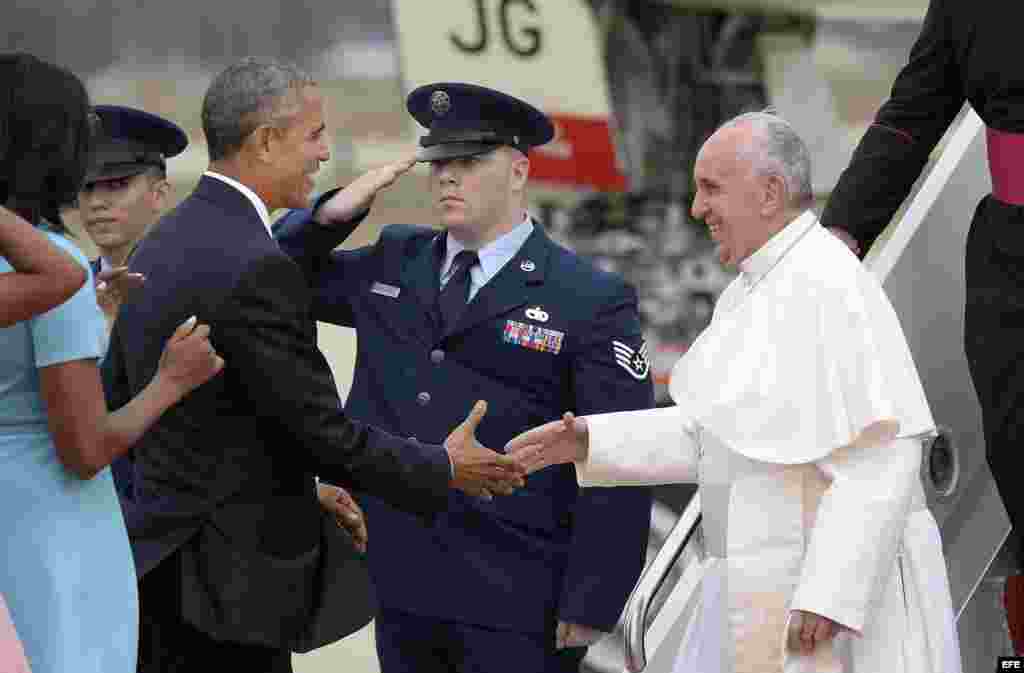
[[438, 249, 479, 330]]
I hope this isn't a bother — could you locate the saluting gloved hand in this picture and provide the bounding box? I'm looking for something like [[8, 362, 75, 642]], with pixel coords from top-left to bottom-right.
[[444, 400, 526, 500]]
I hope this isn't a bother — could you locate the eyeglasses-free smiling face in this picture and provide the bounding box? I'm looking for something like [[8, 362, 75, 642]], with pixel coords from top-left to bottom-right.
[[690, 125, 778, 268], [263, 85, 331, 211]]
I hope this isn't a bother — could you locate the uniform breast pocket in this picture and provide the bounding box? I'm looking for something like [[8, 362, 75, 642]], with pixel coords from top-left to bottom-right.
[[359, 290, 429, 344], [493, 317, 569, 378]]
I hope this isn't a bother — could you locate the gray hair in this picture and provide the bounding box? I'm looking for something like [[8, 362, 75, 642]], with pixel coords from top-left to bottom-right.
[[717, 110, 813, 209], [201, 58, 315, 161]]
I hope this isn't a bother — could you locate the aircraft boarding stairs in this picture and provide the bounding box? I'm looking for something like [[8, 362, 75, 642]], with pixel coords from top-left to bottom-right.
[[612, 106, 1014, 673]]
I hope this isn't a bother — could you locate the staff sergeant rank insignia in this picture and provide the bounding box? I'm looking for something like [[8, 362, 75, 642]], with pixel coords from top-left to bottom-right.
[[613, 340, 650, 380]]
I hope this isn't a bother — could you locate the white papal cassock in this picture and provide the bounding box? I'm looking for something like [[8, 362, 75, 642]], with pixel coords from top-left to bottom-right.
[[576, 212, 960, 673]]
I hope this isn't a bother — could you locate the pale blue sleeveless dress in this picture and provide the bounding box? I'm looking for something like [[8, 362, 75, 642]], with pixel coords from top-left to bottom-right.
[[0, 232, 137, 673]]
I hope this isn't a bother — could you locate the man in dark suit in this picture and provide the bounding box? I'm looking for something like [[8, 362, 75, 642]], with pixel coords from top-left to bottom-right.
[[275, 82, 653, 673], [102, 59, 524, 673]]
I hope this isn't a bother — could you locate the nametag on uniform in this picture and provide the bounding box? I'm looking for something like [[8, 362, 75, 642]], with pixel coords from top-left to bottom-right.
[[503, 320, 565, 354], [371, 282, 401, 298]]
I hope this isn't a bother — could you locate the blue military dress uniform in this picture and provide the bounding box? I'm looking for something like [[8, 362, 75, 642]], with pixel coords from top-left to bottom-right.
[[275, 82, 653, 672], [84, 105, 188, 502]]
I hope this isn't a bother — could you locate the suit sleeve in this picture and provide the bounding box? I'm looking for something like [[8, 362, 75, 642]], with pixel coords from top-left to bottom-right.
[[272, 193, 370, 328], [789, 437, 919, 633], [821, 0, 964, 252], [557, 283, 655, 631], [216, 251, 451, 521]]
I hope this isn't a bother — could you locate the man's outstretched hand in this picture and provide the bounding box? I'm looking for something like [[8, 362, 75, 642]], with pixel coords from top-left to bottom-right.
[[505, 412, 590, 475], [315, 154, 418, 225], [445, 401, 525, 500]]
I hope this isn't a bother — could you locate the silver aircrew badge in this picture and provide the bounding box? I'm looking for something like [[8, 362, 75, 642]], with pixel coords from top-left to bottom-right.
[[520, 260, 536, 272], [525, 306, 549, 322], [613, 340, 650, 380], [431, 90, 452, 117]]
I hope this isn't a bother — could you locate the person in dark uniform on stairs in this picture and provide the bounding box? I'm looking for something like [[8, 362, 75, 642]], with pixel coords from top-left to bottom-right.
[[275, 81, 654, 673], [819, 0, 1024, 653]]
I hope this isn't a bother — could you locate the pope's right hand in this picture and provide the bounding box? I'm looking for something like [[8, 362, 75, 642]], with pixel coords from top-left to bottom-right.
[[505, 412, 589, 475], [445, 400, 525, 500]]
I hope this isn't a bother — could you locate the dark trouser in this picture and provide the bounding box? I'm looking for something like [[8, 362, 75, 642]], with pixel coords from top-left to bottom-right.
[[374, 608, 588, 673], [965, 196, 1024, 565], [137, 548, 293, 673]]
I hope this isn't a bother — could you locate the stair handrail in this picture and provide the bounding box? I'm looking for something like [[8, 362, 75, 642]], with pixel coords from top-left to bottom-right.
[[622, 493, 702, 673]]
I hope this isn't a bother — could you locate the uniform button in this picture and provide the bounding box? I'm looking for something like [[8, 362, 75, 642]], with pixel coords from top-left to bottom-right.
[[416, 392, 432, 406], [430, 349, 445, 364]]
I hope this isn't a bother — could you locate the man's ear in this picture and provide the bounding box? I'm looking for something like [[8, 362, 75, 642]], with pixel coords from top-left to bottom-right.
[[248, 125, 279, 164], [762, 173, 787, 217], [150, 177, 171, 212], [510, 152, 530, 192]]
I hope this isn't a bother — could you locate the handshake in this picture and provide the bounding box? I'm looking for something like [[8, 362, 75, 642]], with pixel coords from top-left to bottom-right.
[[321, 404, 590, 551], [441, 402, 590, 498], [442, 400, 525, 500]]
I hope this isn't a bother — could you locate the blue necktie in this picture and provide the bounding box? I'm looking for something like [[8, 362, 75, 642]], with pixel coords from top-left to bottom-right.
[[438, 249, 478, 331]]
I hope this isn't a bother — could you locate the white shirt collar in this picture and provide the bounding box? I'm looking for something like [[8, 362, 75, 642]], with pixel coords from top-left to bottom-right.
[[204, 170, 273, 239], [738, 210, 818, 285], [442, 214, 534, 283]]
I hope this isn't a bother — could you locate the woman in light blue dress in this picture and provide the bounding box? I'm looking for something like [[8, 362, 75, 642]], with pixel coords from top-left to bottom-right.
[[0, 53, 224, 673], [0, 205, 87, 326]]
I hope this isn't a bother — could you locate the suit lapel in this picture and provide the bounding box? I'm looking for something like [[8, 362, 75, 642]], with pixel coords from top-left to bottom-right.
[[400, 232, 444, 334], [192, 175, 270, 244], [444, 226, 550, 340]]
